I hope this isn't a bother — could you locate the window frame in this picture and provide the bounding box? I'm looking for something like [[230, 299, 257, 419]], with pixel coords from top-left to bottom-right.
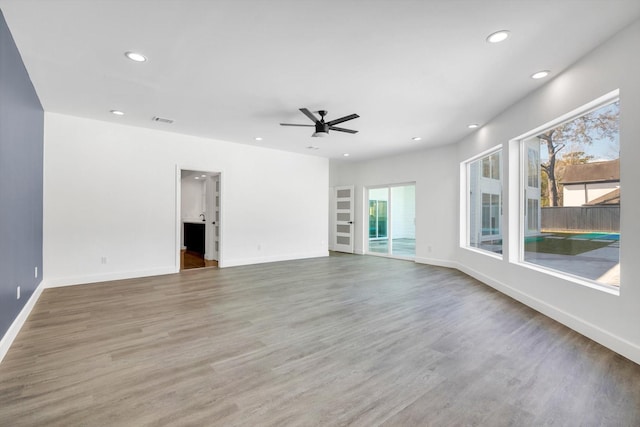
[[460, 144, 504, 259], [508, 89, 620, 295]]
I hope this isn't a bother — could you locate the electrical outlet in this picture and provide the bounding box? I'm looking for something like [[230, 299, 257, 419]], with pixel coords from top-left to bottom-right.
[[101, 257, 107, 264], [35, 266, 38, 278], [17, 286, 20, 300]]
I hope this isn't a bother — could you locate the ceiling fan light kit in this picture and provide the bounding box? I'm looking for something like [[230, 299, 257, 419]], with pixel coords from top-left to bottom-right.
[[281, 108, 359, 137]]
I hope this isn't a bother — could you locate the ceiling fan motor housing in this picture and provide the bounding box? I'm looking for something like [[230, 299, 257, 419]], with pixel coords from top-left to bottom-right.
[[313, 110, 329, 136], [314, 122, 329, 136]]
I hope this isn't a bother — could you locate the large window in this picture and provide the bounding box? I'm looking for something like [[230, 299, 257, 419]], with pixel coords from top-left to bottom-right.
[[465, 148, 503, 255], [519, 95, 620, 289]]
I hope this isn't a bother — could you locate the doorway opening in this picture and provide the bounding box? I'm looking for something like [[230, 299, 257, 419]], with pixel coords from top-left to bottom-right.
[[366, 183, 415, 258], [179, 170, 220, 270]]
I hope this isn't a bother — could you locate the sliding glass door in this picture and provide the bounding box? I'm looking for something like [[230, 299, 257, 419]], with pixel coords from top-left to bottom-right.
[[367, 184, 415, 258], [368, 188, 388, 253]]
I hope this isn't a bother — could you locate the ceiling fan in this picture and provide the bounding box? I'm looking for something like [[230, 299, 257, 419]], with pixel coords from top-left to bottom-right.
[[280, 108, 359, 137]]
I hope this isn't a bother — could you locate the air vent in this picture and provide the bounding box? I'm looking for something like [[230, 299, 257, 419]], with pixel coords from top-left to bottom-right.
[[306, 146, 320, 150], [152, 116, 174, 124]]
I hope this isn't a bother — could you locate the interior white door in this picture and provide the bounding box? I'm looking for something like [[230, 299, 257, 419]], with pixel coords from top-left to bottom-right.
[[333, 185, 354, 253], [205, 175, 220, 261], [213, 175, 220, 260]]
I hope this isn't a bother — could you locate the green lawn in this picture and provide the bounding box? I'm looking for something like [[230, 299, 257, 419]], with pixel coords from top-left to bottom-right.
[[525, 234, 613, 256]]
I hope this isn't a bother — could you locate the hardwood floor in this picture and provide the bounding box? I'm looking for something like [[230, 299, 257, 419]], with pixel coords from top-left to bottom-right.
[[1, 253, 639, 426], [183, 250, 205, 269]]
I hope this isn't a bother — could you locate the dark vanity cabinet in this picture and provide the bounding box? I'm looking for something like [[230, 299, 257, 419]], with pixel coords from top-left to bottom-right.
[[184, 222, 205, 255]]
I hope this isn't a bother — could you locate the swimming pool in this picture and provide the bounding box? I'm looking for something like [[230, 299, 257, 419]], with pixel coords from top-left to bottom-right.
[[526, 232, 620, 243]]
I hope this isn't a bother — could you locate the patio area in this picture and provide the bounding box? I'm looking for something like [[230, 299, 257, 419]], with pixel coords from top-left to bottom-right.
[[524, 232, 620, 287], [474, 232, 620, 287]]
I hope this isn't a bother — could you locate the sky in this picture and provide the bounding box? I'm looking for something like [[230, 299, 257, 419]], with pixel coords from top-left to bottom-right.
[[539, 101, 619, 163]]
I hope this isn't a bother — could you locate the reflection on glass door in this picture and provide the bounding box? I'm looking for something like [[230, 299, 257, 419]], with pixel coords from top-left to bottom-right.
[[369, 200, 387, 239], [367, 184, 415, 258], [368, 188, 389, 254]]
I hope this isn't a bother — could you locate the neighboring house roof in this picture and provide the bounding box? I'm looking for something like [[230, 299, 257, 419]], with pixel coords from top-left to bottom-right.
[[562, 159, 620, 184], [584, 188, 620, 206]]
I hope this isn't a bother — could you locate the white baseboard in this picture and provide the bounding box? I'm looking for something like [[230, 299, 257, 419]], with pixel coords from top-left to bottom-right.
[[456, 263, 640, 365], [327, 247, 363, 255], [414, 256, 460, 269], [44, 267, 177, 288], [221, 251, 329, 268], [0, 280, 44, 364]]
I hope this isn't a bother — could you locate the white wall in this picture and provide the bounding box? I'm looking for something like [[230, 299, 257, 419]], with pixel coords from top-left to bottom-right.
[[331, 144, 458, 266], [331, 19, 640, 364], [390, 185, 415, 239], [181, 177, 204, 221], [563, 183, 587, 206], [43, 113, 329, 286], [586, 182, 618, 205], [564, 182, 619, 206]]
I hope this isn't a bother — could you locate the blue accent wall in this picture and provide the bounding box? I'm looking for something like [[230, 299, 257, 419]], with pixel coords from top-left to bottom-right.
[[0, 9, 44, 338]]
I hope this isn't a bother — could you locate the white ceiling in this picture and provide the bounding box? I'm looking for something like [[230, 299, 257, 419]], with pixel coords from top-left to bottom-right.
[[2, 0, 639, 160]]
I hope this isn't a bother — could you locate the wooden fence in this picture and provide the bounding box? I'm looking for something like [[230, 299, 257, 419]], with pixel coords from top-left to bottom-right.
[[541, 206, 620, 232]]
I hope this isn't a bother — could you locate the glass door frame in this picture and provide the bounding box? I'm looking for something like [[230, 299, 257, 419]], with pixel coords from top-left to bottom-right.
[[363, 182, 416, 260]]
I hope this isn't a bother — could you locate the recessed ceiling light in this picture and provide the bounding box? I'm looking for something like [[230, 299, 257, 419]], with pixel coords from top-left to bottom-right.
[[201, 174, 206, 178], [343, 153, 350, 157], [125, 51, 147, 62], [531, 70, 550, 79], [255, 137, 263, 141], [412, 137, 422, 141], [110, 110, 124, 116], [468, 123, 479, 129], [194, 176, 200, 180], [486, 30, 510, 43]]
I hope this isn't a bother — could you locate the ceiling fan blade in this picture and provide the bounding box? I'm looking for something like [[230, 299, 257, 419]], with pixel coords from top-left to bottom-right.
[[299, 108, 319, 123], [327, 113, 359, 126], [280, 123, 315, 127], [329, 126, 358, 134]]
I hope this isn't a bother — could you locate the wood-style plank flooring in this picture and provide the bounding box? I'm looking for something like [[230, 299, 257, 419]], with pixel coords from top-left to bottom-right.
[[183, 251, 205, 269], [1, 253, 639, 426]]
